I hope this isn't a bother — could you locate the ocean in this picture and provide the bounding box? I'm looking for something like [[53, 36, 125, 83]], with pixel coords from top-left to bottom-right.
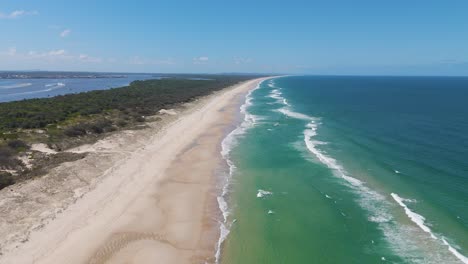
[[219, 76, 468, 263]]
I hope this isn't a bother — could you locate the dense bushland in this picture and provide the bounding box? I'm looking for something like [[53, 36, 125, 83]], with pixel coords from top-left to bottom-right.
[[0, 76, 254, 133]]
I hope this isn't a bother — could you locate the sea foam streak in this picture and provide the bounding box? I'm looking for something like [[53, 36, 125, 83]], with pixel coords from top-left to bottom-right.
[[267, 80, 290, 106], [391, 193, 468, 263], [257, 189, 273, 198], [8, 82, 66, 96], [277, 108, 315, 121], [45, 82, 66, 88], [266, 81, 317, 122], [0, 83, 32, 89], [216, 80, 264, 263]]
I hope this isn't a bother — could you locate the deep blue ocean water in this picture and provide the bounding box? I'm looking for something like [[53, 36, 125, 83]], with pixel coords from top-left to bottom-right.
[[221, 76, 468, 263]]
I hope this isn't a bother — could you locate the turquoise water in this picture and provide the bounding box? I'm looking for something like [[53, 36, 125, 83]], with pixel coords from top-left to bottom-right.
[[219, 76, 468, 263]]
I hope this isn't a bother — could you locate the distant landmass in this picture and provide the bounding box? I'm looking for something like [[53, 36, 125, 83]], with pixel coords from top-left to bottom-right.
[[0, 71, 129, 79]]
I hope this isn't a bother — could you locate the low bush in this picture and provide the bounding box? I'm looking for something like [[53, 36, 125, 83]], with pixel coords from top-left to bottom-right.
[[63, 124, 87, 137], [0, 171, 14, 190], [0, 145, 23, 169], [116, 120, 127, 127], [134, 116, 145, 123], [7, 139, 29, 151], [64, 119, 114, 137]]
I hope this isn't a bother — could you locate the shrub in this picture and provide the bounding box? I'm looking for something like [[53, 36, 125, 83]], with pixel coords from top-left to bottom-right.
[[0, 145, 15, 159], [63, 124, 88, 137], [89, 119, 113, 134], [134, 116, 145, 123], [116, 120, 127, 127], [64, 119, 114, 137], [7, 139, 29, 151], [0, 145, 23, 169], [88, 124, 104, 134], [0, 171, 14, 190]]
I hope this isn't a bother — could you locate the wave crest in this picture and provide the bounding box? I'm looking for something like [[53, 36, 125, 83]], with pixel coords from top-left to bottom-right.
[[391, 193, 468, 263]]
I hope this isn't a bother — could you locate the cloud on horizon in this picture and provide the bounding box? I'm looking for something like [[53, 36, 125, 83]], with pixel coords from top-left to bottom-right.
[[0, 47, 104, 66], [60, 29, 71, 38], [79, 54, 102, 63], [129, 56, 175, 66], [193, 56, 209, 64], [0, 10, 38, 19], [234, 57, 253, 65]]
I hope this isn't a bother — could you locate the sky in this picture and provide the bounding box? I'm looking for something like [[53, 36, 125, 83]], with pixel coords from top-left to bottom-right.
[[1, 0, 468, 75]]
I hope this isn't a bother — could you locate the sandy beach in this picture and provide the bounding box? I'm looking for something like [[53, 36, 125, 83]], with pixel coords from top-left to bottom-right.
[[0, 77, 269, 264]]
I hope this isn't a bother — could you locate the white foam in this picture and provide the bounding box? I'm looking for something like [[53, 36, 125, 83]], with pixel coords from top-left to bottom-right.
[[301, 118, 432, 260], [267, 80, 296, 116], [277, 107, 316, 121], [45, 82, 65, 88], [268, 210, 275, 214], [391, 193, 468, 263], [268, 88, 283, 103], [391, 193, 435, 237], [443, 239, 468, 263], [215, 79, 266, 263], [304, 122, 364, 187], [369, 215, 392, 223], [257, 189, 273, 198], [267, 81, 291, 107], [267, 80, 277, 89], [0, 82, 32, 89], [9, 82, 66, 96]]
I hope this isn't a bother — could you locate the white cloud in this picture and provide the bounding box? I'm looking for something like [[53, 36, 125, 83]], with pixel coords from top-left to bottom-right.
[[48, 49, 66, 56], [79, 54, 102, 63], [129, 56, 175, 65], [3, 47, 17, 56], [24, 49, 70, 60], [0, 10, 38, 19], [129, 56, 146, 65], [60, 29, 71, 38], [1, 48, 103, 64], [193, 56, 209, 64], [234, 57, 253, 65]]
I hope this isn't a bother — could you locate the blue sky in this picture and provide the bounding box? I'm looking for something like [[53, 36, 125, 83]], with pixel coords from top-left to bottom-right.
[[1, 0, 468, 75]]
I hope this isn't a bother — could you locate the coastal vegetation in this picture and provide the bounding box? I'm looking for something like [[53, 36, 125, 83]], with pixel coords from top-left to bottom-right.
[[0, 75, 258, 189]]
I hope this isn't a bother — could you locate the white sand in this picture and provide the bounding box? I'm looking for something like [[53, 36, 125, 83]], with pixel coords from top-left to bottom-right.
[[31, 143, 57, 154], [0, 78, 268, 264]]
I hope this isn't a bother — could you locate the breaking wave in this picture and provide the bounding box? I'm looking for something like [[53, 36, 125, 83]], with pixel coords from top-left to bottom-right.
[[216, 79, 265, 263]]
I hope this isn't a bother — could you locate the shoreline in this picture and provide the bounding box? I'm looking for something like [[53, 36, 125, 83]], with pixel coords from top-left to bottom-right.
[[0, 77, 271, 263], [215, 79, 265, 263]]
